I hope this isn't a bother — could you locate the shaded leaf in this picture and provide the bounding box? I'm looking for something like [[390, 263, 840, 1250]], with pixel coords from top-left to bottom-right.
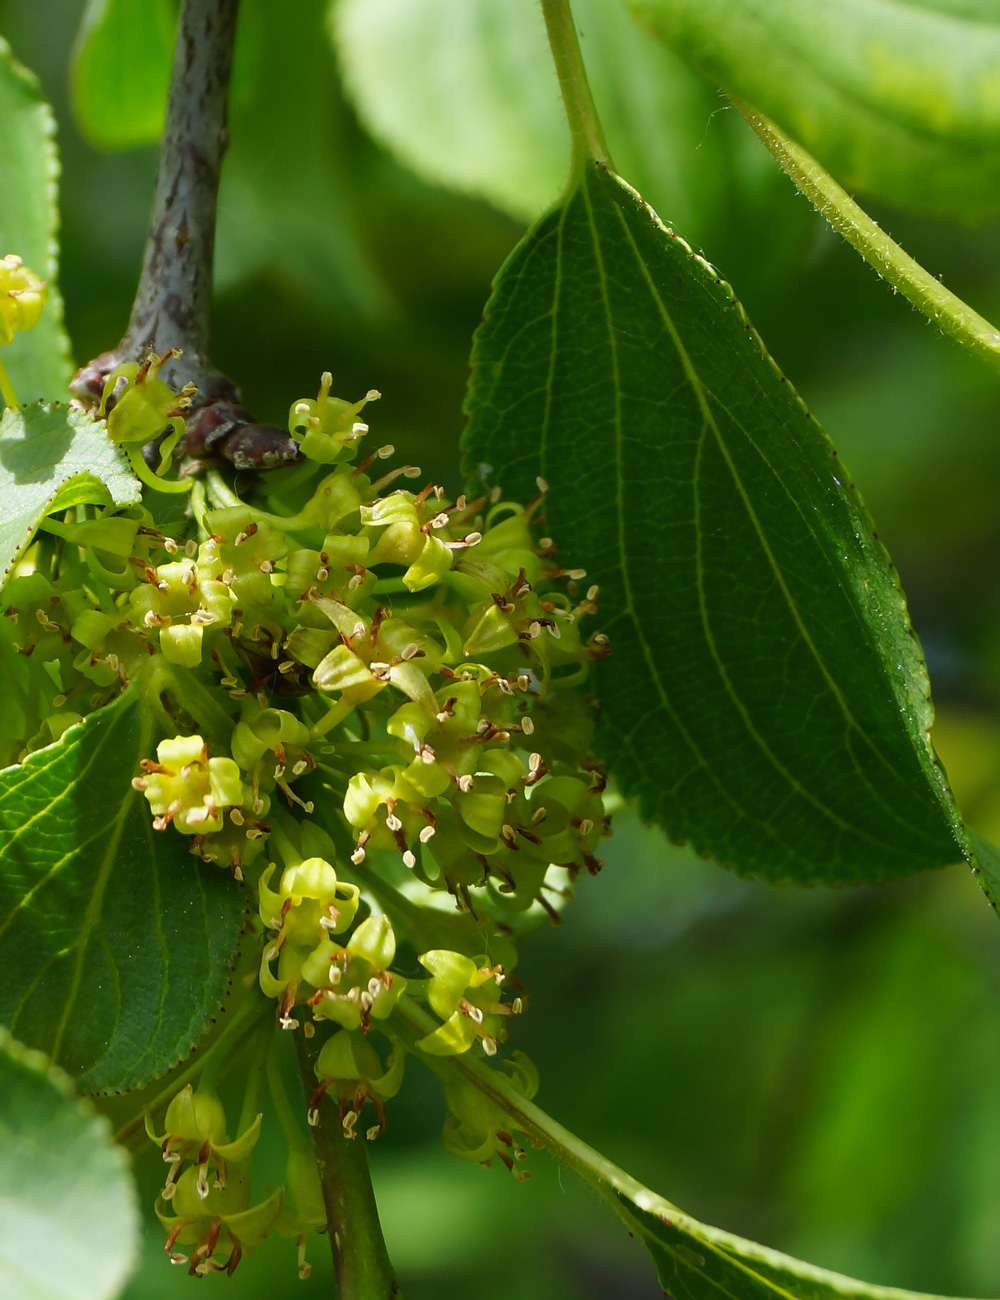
[[331, 0, 725, 231], [625, 0, 1000, 221], [71, 0, 176, 151], [463, 162, 961, 882], [0, 403, 139, 586], [0, 1029, 139, 1299], [0, 687, 247, 1093], [0, 36, 72, 402]]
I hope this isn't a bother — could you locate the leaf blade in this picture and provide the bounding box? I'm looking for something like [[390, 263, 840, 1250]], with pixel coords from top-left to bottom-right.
[[71, 0, 176, 151], [625, 0, 1000, 221], [464, 164, 961, 882], [616, 1188, 973, 1300], [0, 37, 72, 402], [332, 0, 726, 231], [0, 688, 247, 1093], [0, 403, 140, 586]]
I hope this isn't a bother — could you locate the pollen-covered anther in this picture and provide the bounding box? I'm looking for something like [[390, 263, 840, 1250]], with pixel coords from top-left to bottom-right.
[[457, 774, 473, 793], [419, 824, 435, 843], [402, 849, 416, 869]]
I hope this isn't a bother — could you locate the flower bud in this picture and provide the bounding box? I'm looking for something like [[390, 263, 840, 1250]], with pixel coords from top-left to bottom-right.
[[0, 254, 47, 345]]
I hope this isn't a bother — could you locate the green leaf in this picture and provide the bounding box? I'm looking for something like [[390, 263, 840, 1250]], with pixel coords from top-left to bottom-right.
[[0, 37, 72, 402], [71, 0, 176, 151], [0, 687, 247, 1093], [624, 0, 1000, 222], [616, 1187, 964, 1300], [331, 0, 723, 230], [463, 163, 962, 883], [0, 403, 140, 587], [0, 1029, 139, 1300]]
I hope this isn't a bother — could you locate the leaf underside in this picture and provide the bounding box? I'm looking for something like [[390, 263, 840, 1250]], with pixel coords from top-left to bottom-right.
[[0, 403, 140, 585], [625, 0, 1000, 222], [0, 1029, 139, 1300], [0, 689, 247, 1093], [463, 163, 962, 883]]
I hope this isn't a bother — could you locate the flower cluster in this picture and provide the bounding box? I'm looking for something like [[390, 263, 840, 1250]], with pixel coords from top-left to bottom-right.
[[3, 318, 611, 1277]]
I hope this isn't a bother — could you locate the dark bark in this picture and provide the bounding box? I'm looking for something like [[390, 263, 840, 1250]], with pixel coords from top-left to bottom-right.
[[71, 0, 298, 473]]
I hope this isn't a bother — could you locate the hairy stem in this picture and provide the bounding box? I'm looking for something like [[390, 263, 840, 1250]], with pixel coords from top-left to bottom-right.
[[294, 1034, 399, 1300], [540, 0, 611, 171], [737, 100, 1000, 374]]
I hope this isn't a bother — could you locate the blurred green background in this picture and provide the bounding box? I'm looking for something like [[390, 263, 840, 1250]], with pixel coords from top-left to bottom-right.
[[4, 0, 1000, 1295]]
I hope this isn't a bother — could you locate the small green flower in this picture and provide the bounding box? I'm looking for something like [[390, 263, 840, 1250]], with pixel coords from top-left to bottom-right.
[[258, 857, 362, 1023], [99, 350, 195, 494], [414, 950, 518, 1057], [311, 1029, 405, 1138], [145, 1082, 262, 1201], [442, 1052, 538, 1178], [127, 557, 235, 667], [275, 1147, 327, 1279], [135, 734, 245, 834], [157, 1164, 282, 1276], [302, 915, 408, 1032], [288, 371, 380, 463]]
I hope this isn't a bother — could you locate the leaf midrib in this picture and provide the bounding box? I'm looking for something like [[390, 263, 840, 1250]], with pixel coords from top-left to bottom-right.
[[566, 169, 944, 856]]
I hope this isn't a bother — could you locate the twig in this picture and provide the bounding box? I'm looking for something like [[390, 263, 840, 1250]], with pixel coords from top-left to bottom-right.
[[71, 0, 299, 472]]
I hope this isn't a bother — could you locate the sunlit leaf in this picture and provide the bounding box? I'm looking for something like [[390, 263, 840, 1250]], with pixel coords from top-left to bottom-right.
[[0, 403, 139, 587], [625, 0, 1000, 221], [0, 1030, 139, 1299], [0, 37, 71, 402], [332, 0, 725, 231], [71, 0, 176, 150]]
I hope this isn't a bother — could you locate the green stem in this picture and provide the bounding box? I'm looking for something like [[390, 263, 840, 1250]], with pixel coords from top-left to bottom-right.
[[294, 1033, 399, 1300], [237, 1017, 274, 1135], [126, 444, 193, 495], [392, 997, 677, 1214], [205, 467, 243, 510], [268, 1048, 312, 1155], [0, 353, 19, 409], [737, 100, 1000, 374], [143, 655, 236, 748], [539, 0, 611, 170]]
